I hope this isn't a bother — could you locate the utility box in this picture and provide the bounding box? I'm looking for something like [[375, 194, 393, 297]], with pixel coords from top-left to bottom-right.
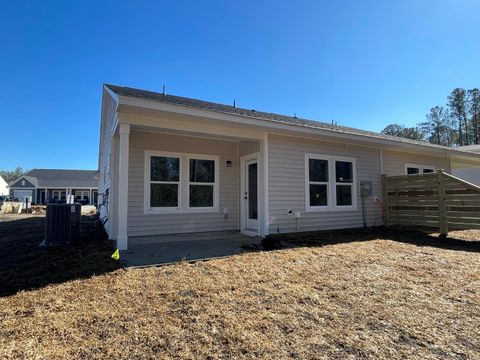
[[44, 204, 81, 246]]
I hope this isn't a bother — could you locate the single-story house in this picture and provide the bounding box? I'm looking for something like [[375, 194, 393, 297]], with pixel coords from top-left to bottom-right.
[[9, 169, 99, 205], [98, 84, 480, 250], [0, 176, 8, 195], [452, 145, 480, 186]]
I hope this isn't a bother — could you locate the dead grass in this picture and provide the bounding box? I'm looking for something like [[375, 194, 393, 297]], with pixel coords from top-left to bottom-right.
[[1, 225, 479, 359]]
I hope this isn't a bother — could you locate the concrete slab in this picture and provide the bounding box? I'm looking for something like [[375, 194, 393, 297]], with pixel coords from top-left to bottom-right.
[[121, 231, 261, 267]]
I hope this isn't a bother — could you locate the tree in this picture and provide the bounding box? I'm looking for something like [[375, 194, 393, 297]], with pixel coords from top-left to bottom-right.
[[467, 88, 480, 144], [420, 106, 456, 146], [448, 88, 469, 146], [0, 167, 29, 183], [381, 124, 425, 141]]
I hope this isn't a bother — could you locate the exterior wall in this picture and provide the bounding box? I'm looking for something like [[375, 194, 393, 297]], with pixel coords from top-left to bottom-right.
[[382, 149, 451, 175], [239, 141, 259, 156], [127, 131, 239, 240], [267, 134, 383, 233], [452, 168, 480, 186], [0, 176, 8, 195], [98, 92, 117, 232]]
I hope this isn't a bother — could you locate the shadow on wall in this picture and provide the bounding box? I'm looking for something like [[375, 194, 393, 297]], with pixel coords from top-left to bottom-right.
[[0, 216, 120, 298]]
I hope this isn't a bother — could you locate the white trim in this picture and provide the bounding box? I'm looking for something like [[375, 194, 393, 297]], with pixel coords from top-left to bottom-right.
[[117, 123, 130, 250], [240, 153, 260, 234], [144, 150, 220, 214], [262, 134, 269, 236], [404, 163, 436, 174], [305, 153, 357, 212]]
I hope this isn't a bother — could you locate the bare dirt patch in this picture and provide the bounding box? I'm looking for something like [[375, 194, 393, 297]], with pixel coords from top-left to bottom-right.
[[1, 221, 479, 359]]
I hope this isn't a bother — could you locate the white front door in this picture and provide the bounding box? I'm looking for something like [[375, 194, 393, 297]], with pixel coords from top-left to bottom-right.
[[243, 157, 259, 232]]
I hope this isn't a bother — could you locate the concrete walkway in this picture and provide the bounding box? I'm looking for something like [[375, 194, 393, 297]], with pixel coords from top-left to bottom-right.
[[121, 231, 261, 267]]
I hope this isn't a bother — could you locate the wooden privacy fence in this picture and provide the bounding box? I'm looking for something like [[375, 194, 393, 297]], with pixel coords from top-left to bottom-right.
[[382, 169, 480, 236]]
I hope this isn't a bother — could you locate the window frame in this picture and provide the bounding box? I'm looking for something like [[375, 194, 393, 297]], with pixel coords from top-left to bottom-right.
[[305, 153, 357, 212], [187, 157, 218, 210], [404, 163, 436, 175], [144, 150, 219, 214]]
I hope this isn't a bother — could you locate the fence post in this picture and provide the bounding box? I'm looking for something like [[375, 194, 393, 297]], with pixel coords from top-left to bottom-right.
[[437, 169, 448, 238], [382, 174, 389, 227]]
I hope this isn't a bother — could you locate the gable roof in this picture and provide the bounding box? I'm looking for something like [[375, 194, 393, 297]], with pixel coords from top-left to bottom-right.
[[9, 169, 99, 188], [105, 84, 478, 156]]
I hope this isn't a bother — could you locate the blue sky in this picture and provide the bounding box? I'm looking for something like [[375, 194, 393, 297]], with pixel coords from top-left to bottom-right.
[[0, 0, 479, 170]]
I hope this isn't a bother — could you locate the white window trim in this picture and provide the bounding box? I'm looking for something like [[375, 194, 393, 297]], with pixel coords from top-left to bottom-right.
[[305, 153, 357, 212], [75, 190, 90, 200], [404, 163, 436, 175], [144, 150, 219, 214]]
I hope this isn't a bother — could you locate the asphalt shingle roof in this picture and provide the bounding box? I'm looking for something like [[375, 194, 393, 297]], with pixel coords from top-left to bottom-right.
[[11, 169, 99, 188], [106, 84, 478, 155]]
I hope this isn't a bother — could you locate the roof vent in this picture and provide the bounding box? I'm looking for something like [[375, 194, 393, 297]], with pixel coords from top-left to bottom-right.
[[162, 84, 166, 95]]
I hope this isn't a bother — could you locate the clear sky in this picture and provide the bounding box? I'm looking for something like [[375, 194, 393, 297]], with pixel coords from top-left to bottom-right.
[[1, 0, 479, 170]]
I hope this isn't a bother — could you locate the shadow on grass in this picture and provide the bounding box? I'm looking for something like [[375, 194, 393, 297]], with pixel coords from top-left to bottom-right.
[[0, 216, 120, 298], [267, 226, 480, 253]]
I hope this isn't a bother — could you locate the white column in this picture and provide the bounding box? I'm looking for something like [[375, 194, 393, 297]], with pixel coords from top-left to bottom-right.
[[261, 134, 269, 237], [117, 123, 130, 250]]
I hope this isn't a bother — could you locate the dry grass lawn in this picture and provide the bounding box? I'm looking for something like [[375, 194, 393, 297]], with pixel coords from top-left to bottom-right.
[[1, 221, 479, 359]]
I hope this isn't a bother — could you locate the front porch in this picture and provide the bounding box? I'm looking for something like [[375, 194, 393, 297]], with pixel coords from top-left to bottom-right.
[[121, 231, 261, 266]]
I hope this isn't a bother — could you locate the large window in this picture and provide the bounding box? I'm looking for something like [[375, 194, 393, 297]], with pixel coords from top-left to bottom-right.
[[306, 154, 356, 211], [145, 151, 219, 213], [189, 159, 215, 208], [405, 163, 435, 175], [150, 155, 180, 208]]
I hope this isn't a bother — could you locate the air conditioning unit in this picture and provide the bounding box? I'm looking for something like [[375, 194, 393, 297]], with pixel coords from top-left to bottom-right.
[[44, 204, 81, 246]]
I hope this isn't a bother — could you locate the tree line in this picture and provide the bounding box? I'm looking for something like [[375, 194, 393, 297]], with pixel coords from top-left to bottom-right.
[[381, 88, 480, 147], [0, 167, 29, 183]]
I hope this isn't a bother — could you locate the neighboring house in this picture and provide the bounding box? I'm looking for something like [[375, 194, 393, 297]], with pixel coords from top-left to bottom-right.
[[0, 176, 8, 195], [452, 145, 480, 186], [9, 169, 99, 205], [98, 84, 480, 250]]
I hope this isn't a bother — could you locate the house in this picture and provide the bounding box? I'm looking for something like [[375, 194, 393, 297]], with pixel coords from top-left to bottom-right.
[[9, 169, 99, 205], [451, 145, 480, 186], [98, 84, 480, 250], [0, 176, 8, 196]]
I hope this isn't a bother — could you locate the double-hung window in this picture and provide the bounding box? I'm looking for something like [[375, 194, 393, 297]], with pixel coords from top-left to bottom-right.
[[149, 155, 181, 209], [306, 154, 356, 211], [145, 151, 219, 213], [189, 159, 215, 208]]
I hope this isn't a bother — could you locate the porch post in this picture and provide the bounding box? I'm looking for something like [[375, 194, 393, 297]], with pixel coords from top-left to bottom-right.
[[117, 123, 130, 250], [261, 133, 269, 237]]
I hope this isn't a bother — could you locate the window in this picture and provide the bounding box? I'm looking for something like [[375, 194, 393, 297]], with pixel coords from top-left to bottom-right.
[[145, 151, 219, 213], [308, 158, 329, 207], [189, 159, 215, 208], [52, 190, 66, 201], [149, 155, 180, 208], [405, 163, 435, 175], [306, 154, 356, 211], [75, 190, 90, 203]]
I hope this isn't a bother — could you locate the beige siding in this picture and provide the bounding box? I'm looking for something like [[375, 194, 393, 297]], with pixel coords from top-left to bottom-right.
[[239, 141, 259, 156], [382, 149, 451, 175], [98, 92, 117, 231], [128, 131, 239, 239], [268, 134, 383, 233]]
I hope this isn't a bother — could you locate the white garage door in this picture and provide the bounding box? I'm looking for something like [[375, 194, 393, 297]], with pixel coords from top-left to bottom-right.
[[14, 190, 32, 202]]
